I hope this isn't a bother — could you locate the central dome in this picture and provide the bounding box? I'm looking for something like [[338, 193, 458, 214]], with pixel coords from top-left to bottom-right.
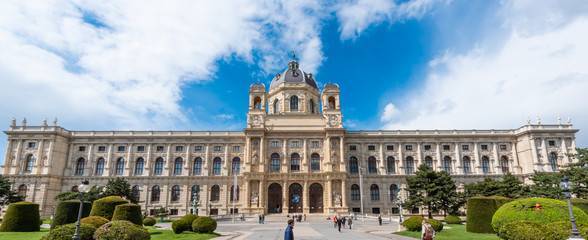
[[269, 59, 318, 90]]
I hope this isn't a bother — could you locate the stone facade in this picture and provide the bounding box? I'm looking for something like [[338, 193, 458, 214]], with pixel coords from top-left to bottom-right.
[[1, 58, 579, 218]]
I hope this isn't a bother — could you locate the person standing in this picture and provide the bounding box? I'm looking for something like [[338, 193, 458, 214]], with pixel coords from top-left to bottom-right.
[[348, 217, 353, 229], [259, 214, 262, 224], [304, 214, 306, 222], [333, 216, 338, 228], [378, 215, 382, 225], [421, 219, 435, 240], [285, 219, 295, 240], [262, 214, 265, 224], [337, 217, 342, 232], [342, 217, 346, 228]]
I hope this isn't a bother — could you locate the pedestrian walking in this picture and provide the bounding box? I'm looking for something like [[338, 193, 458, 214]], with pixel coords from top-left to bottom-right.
[[342, 217, 346, 228], [303, 214, 306, 222], [421, 219, 435, 240], [262, 214, 265, 224], [337, 217, 342, 232], [348, 217, 353, 229], [378, 215, 382, 225], [259, 214, 262, 224], [333, 216, 338, 228], [285, 219, 295, 240]]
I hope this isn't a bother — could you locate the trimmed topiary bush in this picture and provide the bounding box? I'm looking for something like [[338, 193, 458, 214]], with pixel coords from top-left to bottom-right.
[[498, 220, 551, 240], [427, 218, 444, 232], [0, 201, 41, 232], [172, 219, 189, 234], [41, 223, 96, 240], [492, 198, 588, 233], [402, 216, 425, 231], [444, 215, 462, 224], [192, 217, 217, 234], [143, 217, 156, 226], [80, 216, 109, 228], [466, 196, 512, 233], [94, 220, 150, 240], [545, 221, 588, 240], [112, 203, 142, 225], [51, 200, 92, 229], [89, 196, 129, 220], [179, 214, 200, 231], [571, 198, 588, 215]]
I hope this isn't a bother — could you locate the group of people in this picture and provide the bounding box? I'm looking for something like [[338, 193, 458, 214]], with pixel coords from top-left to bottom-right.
[[289, 214, 306, 222], [332, 215, 353, 232], [258, 214, 265, 224]]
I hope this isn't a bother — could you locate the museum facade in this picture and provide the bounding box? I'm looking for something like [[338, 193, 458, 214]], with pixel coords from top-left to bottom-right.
[[1, 57, 579, 218]]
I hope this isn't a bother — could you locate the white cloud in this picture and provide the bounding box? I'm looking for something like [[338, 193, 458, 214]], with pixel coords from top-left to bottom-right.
[[215, 114, 235, 121], [380, 0, 588, 146], [380, 103, 400, 122]]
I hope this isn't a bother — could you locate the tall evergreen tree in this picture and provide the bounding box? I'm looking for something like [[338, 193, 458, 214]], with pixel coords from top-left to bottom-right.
[[405, 164, 460, 218], [528, 171, 563, 199], [102, 177, 136, 203], [0, 175, 23, 205], [560, 148, 588, 198]]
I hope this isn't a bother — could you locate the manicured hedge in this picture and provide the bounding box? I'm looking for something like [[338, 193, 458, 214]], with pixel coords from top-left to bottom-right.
[[545, 221, 588, 240], [444, 215, 462, 224], [498, 220, 549, 240], [51, 200, 92, 229], [571, 198, 588, 215], [172, 219, 189, 234], [112, 203, 142, 225], [94, 220, 150, 240], [192, 217, 217, 234], [179, 214, 200, 231], [80, 216, 109, 228], [89, 196, 129, 220], [492, 198, 588, 233], [402, 216, 424, 231], [143, 217, 156, 226], [41, 223, 96, 240], [466, 196, 512, 233], [0, 201, 41, 232]]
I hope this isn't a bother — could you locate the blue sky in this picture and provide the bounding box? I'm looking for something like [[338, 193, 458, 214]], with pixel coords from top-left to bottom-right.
[[1, 0, 588, 165]]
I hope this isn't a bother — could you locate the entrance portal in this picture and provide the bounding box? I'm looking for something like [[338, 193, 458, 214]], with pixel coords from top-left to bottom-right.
[[268, 183, 282, 213], [288, 183, 302, 213], [309, 183, 323, 213]]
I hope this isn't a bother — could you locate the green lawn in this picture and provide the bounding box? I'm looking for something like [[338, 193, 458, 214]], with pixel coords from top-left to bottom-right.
[[394, 224, 500, 240], [146, 226, 219, 240], [0, 228, 49, 240]]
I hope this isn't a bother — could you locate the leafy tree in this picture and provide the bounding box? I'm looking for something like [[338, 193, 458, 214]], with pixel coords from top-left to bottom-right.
[[54, 186, 104, 203], [560, 148, 588, 198], [0, 175, 23, 205], [528, 171, 563, 199], [152, 207, 169, 222], [102, 178, 136, 203], [405, 164, 460, 218]]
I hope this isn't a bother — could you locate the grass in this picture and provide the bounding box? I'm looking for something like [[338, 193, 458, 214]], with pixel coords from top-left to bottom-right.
[[41, 218, 52, 224], [0, 228, 49, 240], [394, 224, 500, 240], [146, 226, 219, 240]]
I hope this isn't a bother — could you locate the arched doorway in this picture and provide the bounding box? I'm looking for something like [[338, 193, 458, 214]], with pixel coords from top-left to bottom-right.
[[268, 183, 282, 213], [289, 183, 302, 213], [309, 183, 323, 213]]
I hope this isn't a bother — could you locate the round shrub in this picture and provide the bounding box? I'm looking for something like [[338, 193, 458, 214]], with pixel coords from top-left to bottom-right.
[[80, 216, 109, 228], [179, 214, 200, 231], [427, 218, 444, 232], [172, 219, 189, 234], [90, 196, 129, 220], [498, 220, 551, 240], [41, 223, 96, 240], [545, 221, 588, 240], [571, 198, 588, 215], [402, 216, 424, 231], [112, 203, 142, 225], [51, 200, 92, 229], [466, 196, 512, 233], [143, 217, 156, 226], [192, 217, 217, 234], [94, 220, 150, 240], [0, 201, 41, 232], [444, 215, 462, 224], [492, 198, 588, 233]]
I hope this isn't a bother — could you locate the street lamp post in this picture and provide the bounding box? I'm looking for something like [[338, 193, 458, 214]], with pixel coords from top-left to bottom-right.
[[72, 180, 91, 240], [192, 189, 200, 215], [397, 195, 404, 223], [561, 177, 584, 239], [359, 167, 365, 222]]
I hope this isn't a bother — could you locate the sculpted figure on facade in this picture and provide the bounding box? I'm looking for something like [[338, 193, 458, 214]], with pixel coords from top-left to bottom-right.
[[253, 155, 259, 165], [53, 118, 58, 126], [333, 192, 341, 204], [251, 192, 258, 203], [331, 154, 338, 164], [22, 118, 26, 127], [11, 118, 16, 127]]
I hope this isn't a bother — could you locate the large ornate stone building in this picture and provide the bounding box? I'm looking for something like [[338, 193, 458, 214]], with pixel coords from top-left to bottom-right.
[[1, 57, 579, 218]]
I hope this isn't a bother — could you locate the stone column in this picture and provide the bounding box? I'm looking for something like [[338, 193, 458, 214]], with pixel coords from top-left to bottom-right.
[[492, 142, 500, 173], [3, 139, 13, 174], [126, 143, 133, 176], [145, 144, 153, 176], [303, 180, 309, 212], [473, 142, 480, 174], [326, 180, 333, 208], [325, 137, 331, 172], [260, 137, 265, 172], [244, 180, 251, 208], [561, 137, 569, 163], [66, 143, 74, 176], [185, 144, 191, 175], [435, 142, 442, 169], [530, 138, 540, 170], [398, 142, 404, 173], [283, 180, 288, 213], [416, 142, 422, 166], [15, 139, 23, 173], [303, 139, 308, 172], [379, 143, 385, 174], [224, 143, 229, 175], [341, 180, 347, 209], [204, 144, 211, 175], [511, 141, 521, 174], [87, 144, 93, 177], [540, 138, 549, 166], [259, 181, 266, 212], [282, 138, 288, 173], [454, 142, 461, 174], [339, 136, 346, 173]]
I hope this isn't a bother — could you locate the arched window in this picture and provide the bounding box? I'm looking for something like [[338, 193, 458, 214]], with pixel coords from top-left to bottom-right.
[[231, 185, 239, 201], [151, 185, 160, 202], [270, 153, 280, 172], [253, 96, 262, 109], [174, 158, 183, 175], [368, 157, 377, 174], [132, 185, 141, 202], [425, 156, 433, 168], [290, 95, 298, 110], [191, 185, 200, 201], [171, 185, 180, 201], [309, 100, 315, 113], [443, 156, 452, 172], [311, 153, 320, 171], [96, 158, 105, 175], [115, 158, 124, 175], [549, 152, 558, 171], [462, 156, 471, 173], [213, 157, 222, 175], [18, 184, 27, 197], [75, 158, 85, 175], [154, 158, 164, 175], [211, 185, 220, 201], [390, 184, 399, 201], [482, 156, 490, 173], [370, 184, 380, 201], [290, 153, 300, 171], [135, 158, 144, 175], [328, 97, 336, 109], [500, 156, 509, 173], [25, 155, 34, 172], [349, 157, 359, 174], [193, 157, 202, 174], [405, 157, 414, 174], [273, 99, 279, 114], [351, 184, 360, 200], [386, 156, 395, 173], [232, 157, 241, 175]]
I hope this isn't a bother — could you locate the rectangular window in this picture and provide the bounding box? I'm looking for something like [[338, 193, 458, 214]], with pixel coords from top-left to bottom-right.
[[392, 208, 399, 214], [98, 146, 106, 152], [481, 144, 488, 150], [368, 145, 375, 151], [233, 146, 240, 151], [311, 141, 320, 147], [405, 145, 413, 151], [78, 146, 86, 152], [411, 208, 420, 214], [137, 146, 145, 152], [372, 208, 380, 214], [170, 209, 178, 215], [195, 146, 202, 152], [176, 146, 184, 152], [156, 146, 164, 152], [462, 145, 469, 151], [350, 145, 357, 151], [548, 141, 555, 146], [150, 209, 155, 216], [424, 145, 431, 151], [443, 145, 450, 151], [271, 141, 280, 147], [28, 142, 36, 148], [214, 146, 222, 151], [500, 145, 507, 150], [352, 208, 361, 213], [386, 145, 394, 151], [291, 141, 300, 147], [118, 146, 125, 152]]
